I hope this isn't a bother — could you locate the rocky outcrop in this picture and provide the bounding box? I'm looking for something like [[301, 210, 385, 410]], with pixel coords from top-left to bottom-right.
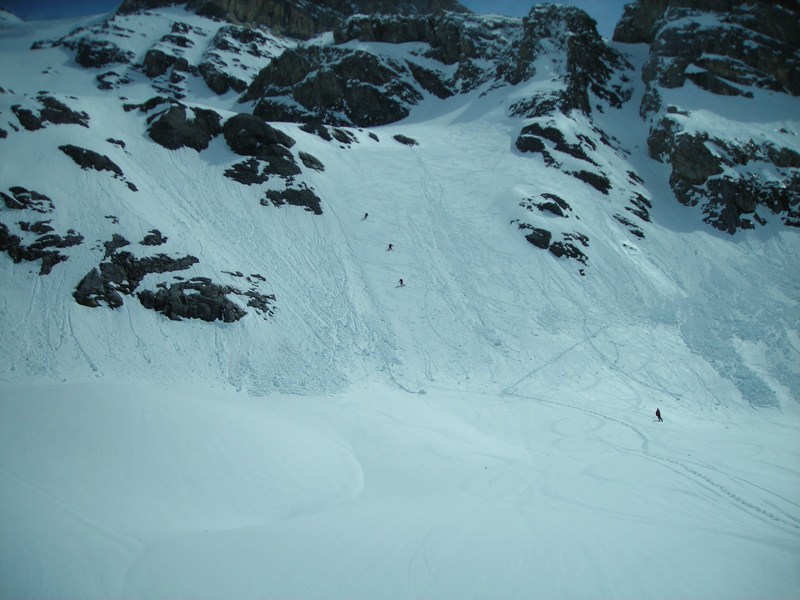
[[147, 103, 223, 151], [11, 95, 90, 131], [223, 113, 300, 176], [263, 185, 322, 214], [0, 223, 83, 275], [62, 38, 135, 68], [141, 230, 168, 246], [73, 250, 200, 308], [138, 279, 246, 322], [59, 144, 138, 191], [244, 6, 631, 128], [117, 0, 469, 39], [0, 187, 83, 275], [73, 230, 277, 322], [516, 123, 598, 167], [1, 187, 54, 213], [138, 277, 275, 322], [517, 223, 589, 272], [615, 0, 800, 110], [199, 25, 288, 95], [614, 1, 800, 234], [243, 44, 424, 127], [648, 113, 800, 233]]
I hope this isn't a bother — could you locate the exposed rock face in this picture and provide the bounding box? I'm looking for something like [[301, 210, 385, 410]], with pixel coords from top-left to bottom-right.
[[648, 114, 800, 232], [138, 277, 275, 322], [118, 0, 469, 39], [1, 187, 55, 213], [618, 1, 800, 233], [223, 113, 300, 176], [59, 144, 124, 176], [0, 187, 83, 275], [71, 228, 277, 322], [263, 185, 322, 214], [243, 44, 424, 127], [11, 96, 90, 131], [147, 103, 223, 151], [515, 5, 632, 114], [244, 6, 631, 129], [616, 0, 800, 106], [74, 250, 200, 308], [0, 223, 83, 275], [58, 144, 139, 191], [138, 279, 246, 322]]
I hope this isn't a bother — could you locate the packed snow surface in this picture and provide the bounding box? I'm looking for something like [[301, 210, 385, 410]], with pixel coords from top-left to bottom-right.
[[1, 9, 799, 600]]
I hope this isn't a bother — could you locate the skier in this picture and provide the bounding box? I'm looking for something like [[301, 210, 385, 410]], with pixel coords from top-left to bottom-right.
[[398, 278, 404, 287], [387, 243, 393, 251], [362, 212, 368, 220], [656, 408, 663, 422]]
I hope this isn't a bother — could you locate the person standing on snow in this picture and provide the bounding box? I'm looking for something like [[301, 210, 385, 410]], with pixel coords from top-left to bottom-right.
[[656, 408, 663, 422], [398, 278, 404, 287], [387, 243, 393, 251]]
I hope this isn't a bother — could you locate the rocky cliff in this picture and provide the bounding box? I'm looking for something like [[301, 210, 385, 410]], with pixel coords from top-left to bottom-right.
[[117, 0, 469, 38], [615, 0, 800, 232]]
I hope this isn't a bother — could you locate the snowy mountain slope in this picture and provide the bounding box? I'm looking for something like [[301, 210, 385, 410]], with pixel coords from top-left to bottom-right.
[[1, 2, 796, 405], [1, 2, 799, 598]]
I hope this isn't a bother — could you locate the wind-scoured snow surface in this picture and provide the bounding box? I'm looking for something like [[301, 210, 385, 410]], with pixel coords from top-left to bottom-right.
[[1, 8, 799, 600]]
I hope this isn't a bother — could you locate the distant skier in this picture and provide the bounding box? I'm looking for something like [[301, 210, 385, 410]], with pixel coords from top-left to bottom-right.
[[362, 212, 368, 220], [656, 408, 663, 422], [387, 243, 393, 251], [398, 278, 404, 287]]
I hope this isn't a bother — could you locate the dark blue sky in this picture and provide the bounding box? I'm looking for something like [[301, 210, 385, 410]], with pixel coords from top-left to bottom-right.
[[1, 1, 625, 37]]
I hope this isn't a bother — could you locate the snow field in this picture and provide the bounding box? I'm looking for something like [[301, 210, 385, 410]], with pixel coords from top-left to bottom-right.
[[1, 381, 799, 599]]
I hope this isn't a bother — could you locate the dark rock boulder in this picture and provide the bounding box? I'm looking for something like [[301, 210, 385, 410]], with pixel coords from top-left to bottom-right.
[[147, 104, 223, 151], [1, 187, 54, 213], [523, 227, 551, 250], [143, 48, 179, 78], [74, 247, 200, 308], [224, 158, 271, 185], [138, 279, 247, 322], [11, 96, 90, 131], [223, 113, 300, 176], [137, 276, 276, 322], [199, 62, 248, 95], [223, 113, 295, 152], [104, 233, 130, 258], [570, 170, 611, 195], [263, 186, 323, 215], [393, 134, 418, 146], [527, 193, 572, 217], [0, 222, 82, 275], [74, 267, 124, 308], [72, 38, 134, 68], [141, 230, 168, 246], [516, 122, 597, 166], [549, 240, 588, 266], [59, 144, 124, 177], [298, 151, 325, 171]]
